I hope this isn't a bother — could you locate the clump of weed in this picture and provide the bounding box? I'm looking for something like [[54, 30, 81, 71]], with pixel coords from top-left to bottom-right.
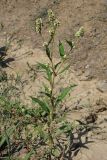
[[0, 10, 88, 160], [30, 9, 78, 159]]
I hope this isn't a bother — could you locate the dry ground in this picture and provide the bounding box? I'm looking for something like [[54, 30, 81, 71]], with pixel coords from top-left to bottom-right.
[[0, 0, 107, 159]]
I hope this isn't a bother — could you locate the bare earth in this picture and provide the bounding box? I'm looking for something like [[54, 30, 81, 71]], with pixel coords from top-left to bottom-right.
[[0, 0, 107, 159]]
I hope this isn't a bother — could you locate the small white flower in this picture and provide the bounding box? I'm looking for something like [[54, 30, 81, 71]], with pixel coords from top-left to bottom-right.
[[63, 54, 67, 59], [43, 42, 48, 47]]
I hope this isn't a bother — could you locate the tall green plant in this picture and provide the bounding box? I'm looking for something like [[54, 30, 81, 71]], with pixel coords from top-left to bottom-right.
[[31, 9, 76, 159]]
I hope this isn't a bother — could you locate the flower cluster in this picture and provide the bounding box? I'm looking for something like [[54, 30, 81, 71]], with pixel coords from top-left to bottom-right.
[[48, 9, 55, 24], [53, 19, 60, 27], [75, 27, 84, 37], [48, 9, 60, 37], [49, 27, 55, 37], [35, 18, 43, 34], [35, 10, 60, 38]]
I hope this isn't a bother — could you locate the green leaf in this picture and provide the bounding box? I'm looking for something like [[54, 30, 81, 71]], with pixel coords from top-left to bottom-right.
[[37, 62, 48, 71], [66, 40, 75, 50], [54, 61, 61, 70], [40, 91, 51, 98], [31, 97, 50, 113], [59, 121, 73, 134], [37, 62, 52, 81], [52, 148, 60, 157], [0, 127, 15, 148], [36, 125, 46, 139], [59, 64, 70, 74], [45, 45, 52, 61], [55, 85, 76, 105], [59, 40, 65, 58], [46, 68, 52, 81], [43, 84, 50, 93]]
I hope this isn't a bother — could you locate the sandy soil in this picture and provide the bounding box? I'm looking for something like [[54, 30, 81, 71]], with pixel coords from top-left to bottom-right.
[[0, 0, 107, 159]]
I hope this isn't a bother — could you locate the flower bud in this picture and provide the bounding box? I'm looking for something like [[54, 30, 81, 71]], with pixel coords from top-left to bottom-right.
[[35, 18, 43, 34], [49, 27, 55, 37], [54, 19, 60, 27], [48, 9, 55, 24], [63, 54, 67, 59], [43, 42, 48, 47]]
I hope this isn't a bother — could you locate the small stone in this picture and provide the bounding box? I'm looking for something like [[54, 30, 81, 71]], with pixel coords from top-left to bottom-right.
[[19, 148, 28, 158], [96, 80, 107, 93], [75, 70, 83, 76], [79, 69, 93, 81], [81, 136, 87, 143]]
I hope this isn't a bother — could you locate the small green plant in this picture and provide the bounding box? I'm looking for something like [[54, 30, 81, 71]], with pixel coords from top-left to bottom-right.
[[31, 9, 77, 159], [0, 73, 35, 159], [0, 96, 37, 159]]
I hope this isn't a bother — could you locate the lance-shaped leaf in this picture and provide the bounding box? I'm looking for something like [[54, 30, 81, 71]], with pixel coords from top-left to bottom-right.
[[37, 62, 52, 81], [0, 127, 15, 148], [43, 84, 50, 93], [54, 61, 61, 70], [66, 40, 75, 50], [59, 121, 73, 134], [40, 91, 51, 98], [55, 85, 76, 106], [58, 64, 70, 74], [46, 67, 52, 81], [31, 97, 50, 113], [45, 45, 52, 61], [37, 62, 48, 71], [59, 40, 65, 58]]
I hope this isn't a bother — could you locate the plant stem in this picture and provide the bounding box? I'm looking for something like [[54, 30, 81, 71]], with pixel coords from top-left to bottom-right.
[[4, 127, 11, 160], [48, 34, 57, 148]]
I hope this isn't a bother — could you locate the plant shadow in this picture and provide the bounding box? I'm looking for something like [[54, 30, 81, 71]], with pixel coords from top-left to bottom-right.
[[0, 46, 15, 68], [56, 124, 97, 160]]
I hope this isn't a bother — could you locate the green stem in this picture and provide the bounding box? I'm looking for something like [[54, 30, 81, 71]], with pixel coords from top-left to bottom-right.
[[40, 31, 57, 148], [48, 35, 56, 147], [4, 127, 11, 160], [56, 58, 66, 74]]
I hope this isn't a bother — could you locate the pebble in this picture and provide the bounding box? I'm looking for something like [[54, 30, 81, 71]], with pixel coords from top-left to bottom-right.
[[96, 80, 107, 93]]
